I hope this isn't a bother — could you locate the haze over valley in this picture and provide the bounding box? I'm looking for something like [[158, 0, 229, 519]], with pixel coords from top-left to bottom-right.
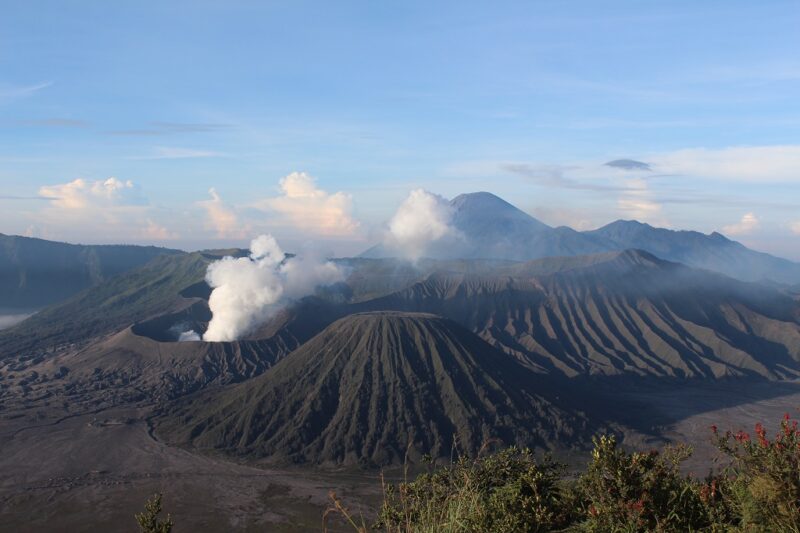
[[2, 2, 800, 531], [2, 189, 800, 530]]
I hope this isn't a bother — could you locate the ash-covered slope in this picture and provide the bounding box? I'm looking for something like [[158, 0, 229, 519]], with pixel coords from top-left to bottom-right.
[[363, 250, 800, 379], [587, 220, 800, 284], [157, 312, 587, 466], [0, 319, 298, 414], [0, 233, 182, 310]]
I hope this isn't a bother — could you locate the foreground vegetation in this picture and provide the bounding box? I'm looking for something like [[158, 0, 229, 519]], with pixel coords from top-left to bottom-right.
[[136, 413, 800, 532], [324, 414, 800, 532]]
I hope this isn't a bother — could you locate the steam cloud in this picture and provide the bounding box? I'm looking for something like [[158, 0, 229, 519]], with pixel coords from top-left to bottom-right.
[[0, 313, 33, 331], [385, 189, 456, 261], [203, 234, 344, 342], [168, 322, 201, 342], [178, 330, 201, 342]]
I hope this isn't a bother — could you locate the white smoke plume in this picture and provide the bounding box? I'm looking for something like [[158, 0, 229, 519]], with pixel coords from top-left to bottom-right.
[[203, 234, 344, 342], [178, 330, 201, 342], [385, 189, 456, 261], [168, 322, 202, 342]]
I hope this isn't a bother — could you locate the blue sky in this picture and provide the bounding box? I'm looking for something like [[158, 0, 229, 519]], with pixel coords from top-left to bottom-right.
[[1, 1, 799, 258]]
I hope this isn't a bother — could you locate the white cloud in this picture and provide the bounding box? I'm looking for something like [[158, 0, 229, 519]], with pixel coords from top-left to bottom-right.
[[723, 213, 760, 236], [385, 189, 456, 261], [22, 225, 53, 240], [38, 178, 146, 209], [198, 188, 245, 238], [28, 177, 171, 243], [789, 221, 800, 235], [652, 145, 800, 183], [255, 172, 360, 236], [140, 219, 179, 240], [617, 178, 666, 224]]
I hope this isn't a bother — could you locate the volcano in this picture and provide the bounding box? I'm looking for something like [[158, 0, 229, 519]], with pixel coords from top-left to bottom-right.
[[361, 191, 800, 284], [156, 311, 587, 466]]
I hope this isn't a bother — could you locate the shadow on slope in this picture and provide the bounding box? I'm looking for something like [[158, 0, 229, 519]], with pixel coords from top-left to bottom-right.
[[359, 250, 800, 380], [155, 312, 593, 466]]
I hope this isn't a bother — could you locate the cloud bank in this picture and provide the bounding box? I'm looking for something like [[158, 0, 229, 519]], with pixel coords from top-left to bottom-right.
[[38, 178, 146, 209], [256, 172, 359, 236], [723, 213, 760, 236], [198, 188, 244, 238], [652, 145, 800, 182], [384, 189, 456, 261], [616, 178, 667, 225], [32, 177, 179, 242], [203, 234, 344, 342]]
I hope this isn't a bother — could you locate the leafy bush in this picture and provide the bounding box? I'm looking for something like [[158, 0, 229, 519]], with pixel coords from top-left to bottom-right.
[[135, 493, 173, 533], [576, 435, 730, 532], [326, 414, 800, 532], [376, 448, 572, 532], [713, 413, 800, 532]]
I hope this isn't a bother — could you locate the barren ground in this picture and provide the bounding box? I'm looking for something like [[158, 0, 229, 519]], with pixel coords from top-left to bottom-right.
[[2, 380, 800, 532]]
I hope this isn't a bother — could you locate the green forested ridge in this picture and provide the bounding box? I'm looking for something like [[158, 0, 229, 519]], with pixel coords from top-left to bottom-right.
[[0, 233, 182, 309]]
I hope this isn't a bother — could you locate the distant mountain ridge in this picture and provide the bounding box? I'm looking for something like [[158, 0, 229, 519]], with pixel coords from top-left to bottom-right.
[[362, 192, 800, 285], [448, 192, 610, 260], [363, 192, 608, 262], [0, 233, 182, 310], [587, 220, 800, 284]]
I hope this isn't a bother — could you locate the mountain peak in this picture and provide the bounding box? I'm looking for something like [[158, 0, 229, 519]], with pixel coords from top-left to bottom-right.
[[451, 191, 518, 209], [450, 191, 551, 231], [360, 192, 800, 283], [598, 219, 652, 231]]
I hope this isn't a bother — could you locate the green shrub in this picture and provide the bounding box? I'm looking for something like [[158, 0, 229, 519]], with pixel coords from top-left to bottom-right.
[[135, 493, 173, 533], [713, 414, 800, 532], [576, 435, 731, 532], [376, 447, 571, 532], [309, 414, 800, 531]]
